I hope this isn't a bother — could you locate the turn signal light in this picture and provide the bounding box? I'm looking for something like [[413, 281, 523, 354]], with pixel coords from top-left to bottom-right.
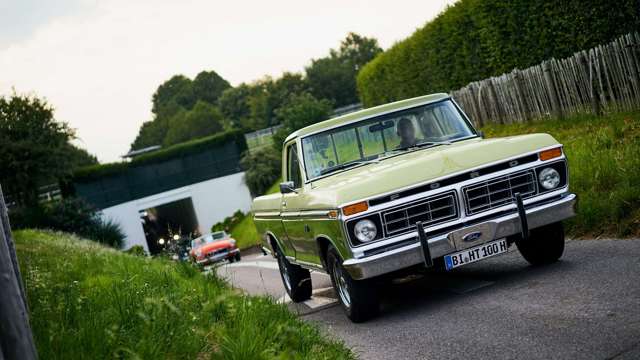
[[539, 147, 562, 161], [342, 201, 368, 216]]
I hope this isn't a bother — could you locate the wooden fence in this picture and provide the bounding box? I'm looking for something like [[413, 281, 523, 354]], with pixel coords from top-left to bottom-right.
[[451, 32, 640, 126]]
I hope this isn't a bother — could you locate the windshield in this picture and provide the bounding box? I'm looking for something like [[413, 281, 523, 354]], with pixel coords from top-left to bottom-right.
[[191, 232, 226, 248], [301, 99, 476, 180]]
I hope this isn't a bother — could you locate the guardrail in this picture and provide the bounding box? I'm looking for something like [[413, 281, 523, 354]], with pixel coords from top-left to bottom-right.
[[0, 184, 38, 359]]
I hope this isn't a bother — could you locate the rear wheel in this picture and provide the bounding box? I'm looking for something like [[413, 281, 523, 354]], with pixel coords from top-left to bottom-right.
[[235, 252, 241, 262], [516, 222, 565, 265], [275, 246, 312, 302], [326, 247, 379, 323]]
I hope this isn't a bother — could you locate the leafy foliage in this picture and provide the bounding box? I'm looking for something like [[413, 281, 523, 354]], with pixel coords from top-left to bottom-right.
[[73, 130, 246, 183], [306, 32, 382, 107], [9, 198, 125, 248], [131, 70, 231, 150], [241, 147, 282, 196], [0, 93, 75, 206], [211, 210, 246, 232], [272, 93, 333, 151], [357, 0, 640, 106]]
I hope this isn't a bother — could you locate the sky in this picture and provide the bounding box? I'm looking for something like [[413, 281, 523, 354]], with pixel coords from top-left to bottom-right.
[[0, 0, 457, 163]]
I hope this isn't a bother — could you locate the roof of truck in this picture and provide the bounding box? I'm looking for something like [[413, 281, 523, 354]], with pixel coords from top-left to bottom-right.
[[284, 93, 450, 142]]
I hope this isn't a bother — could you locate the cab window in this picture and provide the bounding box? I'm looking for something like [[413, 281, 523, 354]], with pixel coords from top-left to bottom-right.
[[286, 144, 302, 188]]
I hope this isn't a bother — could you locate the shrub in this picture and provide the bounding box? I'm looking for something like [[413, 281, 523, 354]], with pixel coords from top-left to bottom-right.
[[125, 245, 147, 256], [211, 210, 246, 233], [9, 198, 125, 248], [357, 0, 640, 106], [241, 147, 282, 196]]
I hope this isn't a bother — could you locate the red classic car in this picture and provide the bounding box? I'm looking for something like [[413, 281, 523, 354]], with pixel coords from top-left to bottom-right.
[[190, 231, 241, 266]]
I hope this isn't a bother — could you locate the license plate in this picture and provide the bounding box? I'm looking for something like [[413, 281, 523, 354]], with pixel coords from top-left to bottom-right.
[[444, 239, 508, 270]]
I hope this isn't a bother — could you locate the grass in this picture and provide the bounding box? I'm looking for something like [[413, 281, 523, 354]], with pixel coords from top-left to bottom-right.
[[15, 229, 353, 359], [230, 215, 259, 250], [482, 111, 640, 238]]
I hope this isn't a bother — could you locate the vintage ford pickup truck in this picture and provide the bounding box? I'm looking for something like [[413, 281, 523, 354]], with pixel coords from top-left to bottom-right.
[[252, 93, 577, 322]]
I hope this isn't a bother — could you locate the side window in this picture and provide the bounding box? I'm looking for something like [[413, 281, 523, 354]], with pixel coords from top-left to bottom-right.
[[287, 144, 302, 188]]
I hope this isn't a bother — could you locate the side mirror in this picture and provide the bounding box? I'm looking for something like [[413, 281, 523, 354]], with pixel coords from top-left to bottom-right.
[[477, 130, 485, 138], [279, 181, 297, 194]]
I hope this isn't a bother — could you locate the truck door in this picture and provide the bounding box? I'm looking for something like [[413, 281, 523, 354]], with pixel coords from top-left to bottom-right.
[[281, 142, 315, 262]]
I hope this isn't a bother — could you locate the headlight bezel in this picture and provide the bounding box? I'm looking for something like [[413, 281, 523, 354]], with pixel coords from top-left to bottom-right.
[[535, 160, 568, 194], [538, 167, 561, 190], [345, 213, 383, 246], [353, 219, 378, 243]]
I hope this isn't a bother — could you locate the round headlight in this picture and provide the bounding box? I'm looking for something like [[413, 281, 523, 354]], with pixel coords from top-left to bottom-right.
[[354, 219, 377, 243], [539, 167, 560, 190]]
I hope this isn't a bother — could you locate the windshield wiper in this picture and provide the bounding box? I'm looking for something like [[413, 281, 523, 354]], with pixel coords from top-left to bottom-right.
[[396, 140, 452, 152], [319, 159, 379, 176]]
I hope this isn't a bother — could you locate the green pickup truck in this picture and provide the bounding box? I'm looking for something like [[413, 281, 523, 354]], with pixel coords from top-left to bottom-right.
[[252, 93, 577, 322]]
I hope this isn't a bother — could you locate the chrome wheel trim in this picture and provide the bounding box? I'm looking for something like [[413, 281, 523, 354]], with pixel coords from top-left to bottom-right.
[[277, 254, 292, 291], [332, 260, 351, 308]]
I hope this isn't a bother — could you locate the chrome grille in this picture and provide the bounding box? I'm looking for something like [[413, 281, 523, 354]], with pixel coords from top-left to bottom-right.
[[382, 192, 458, 235], [463, 170, 537, 215]]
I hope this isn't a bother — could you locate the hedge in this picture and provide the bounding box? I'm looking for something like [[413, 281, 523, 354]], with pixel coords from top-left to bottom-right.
[[72, 130, 247, 183], [357, 0, 640, 106]]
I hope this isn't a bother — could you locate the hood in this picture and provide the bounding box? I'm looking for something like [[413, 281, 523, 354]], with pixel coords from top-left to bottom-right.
[[310, 133, 559, 207], [194, 240, 234, 255]]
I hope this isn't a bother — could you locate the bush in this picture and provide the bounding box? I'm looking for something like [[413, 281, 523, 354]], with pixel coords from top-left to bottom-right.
[[357, 0, 640, 106], [211, 210, 246, 233], [125, 245, 147, 256], [9, 198, 125, 248], [241, 147, 282, 197]]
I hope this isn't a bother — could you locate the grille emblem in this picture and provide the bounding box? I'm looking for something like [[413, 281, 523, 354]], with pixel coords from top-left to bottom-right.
[[463, 232, 483, 242], [509, 160, 519, 167], [470, 171, 480, 178], [430, 183, 440, 189], [390, 194, 399, 200]]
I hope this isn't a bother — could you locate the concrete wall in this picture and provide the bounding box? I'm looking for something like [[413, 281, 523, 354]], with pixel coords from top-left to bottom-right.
[[100, 172, 252, 251]]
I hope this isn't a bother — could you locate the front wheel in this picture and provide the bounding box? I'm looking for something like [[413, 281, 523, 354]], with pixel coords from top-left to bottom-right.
[[275, 246, 312, 302], [326, 247, 379, 323], [516, 222, 565, 265]]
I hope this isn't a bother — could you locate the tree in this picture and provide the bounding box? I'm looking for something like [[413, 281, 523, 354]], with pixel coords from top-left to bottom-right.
[[163, 101, 225, 146], [272, 93, 332, 151], [151, 75, 195, 116], [306, 32, 382, 107], [64, 144, 98, 170], [241, 147, 282, 196], [0, 93, 74, 206], [218, 84, 256, 129], [192, 70, 231, 105]]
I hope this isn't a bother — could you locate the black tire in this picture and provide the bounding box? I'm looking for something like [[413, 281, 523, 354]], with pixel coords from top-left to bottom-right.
[[516, 222, 565, 265], [235, 252, 241, 262], [326, 247, 379, 323], [275, 245, 312, 302]]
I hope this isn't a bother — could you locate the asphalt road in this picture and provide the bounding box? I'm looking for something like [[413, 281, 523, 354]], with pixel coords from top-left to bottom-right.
[[218, 239, 640, 360]]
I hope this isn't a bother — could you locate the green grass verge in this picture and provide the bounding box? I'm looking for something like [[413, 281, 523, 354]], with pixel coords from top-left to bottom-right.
[[481, 111, 640, 238], [15, 230, 353, 359], [231, 215, 260, 250]]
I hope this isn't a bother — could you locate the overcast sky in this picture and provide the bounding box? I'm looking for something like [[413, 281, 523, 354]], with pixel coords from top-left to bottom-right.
[[0, 0, 456, 162]]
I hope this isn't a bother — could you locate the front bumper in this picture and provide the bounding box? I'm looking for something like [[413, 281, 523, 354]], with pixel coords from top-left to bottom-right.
[[342, 193, 577, 280], [196, 248, 240, 265]]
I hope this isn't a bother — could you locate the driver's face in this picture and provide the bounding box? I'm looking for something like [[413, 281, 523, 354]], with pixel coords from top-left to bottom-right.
[[399, 122, 415, 141]]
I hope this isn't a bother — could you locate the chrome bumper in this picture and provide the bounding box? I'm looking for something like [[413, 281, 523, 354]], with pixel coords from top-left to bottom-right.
[[196, 248, 240, 264], [342, 193, 577, 280]]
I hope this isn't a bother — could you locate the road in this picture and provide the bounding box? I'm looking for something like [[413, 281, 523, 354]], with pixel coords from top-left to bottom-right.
[[218, 239, 640, 359]]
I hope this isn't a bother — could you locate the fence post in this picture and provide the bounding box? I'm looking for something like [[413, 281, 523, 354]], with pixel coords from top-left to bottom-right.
[[542, 60, 563, 119], [513, 70, 531, 121], [486, 80, 504, 124], [582, 52, 601, 116], [0, 185, 38, 360]]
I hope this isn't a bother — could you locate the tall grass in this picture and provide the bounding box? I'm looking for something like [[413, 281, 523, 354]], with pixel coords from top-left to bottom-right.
[[482, 111, 640, 238], [15, 230, 353, 359]]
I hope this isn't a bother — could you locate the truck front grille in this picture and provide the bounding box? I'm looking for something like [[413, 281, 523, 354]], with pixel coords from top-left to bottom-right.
[[463, 170, 537, 215], [381, 191, 458, 235]]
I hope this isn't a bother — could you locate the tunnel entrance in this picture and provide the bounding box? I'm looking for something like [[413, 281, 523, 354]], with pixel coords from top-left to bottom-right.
[[140, 197, 199, 255]]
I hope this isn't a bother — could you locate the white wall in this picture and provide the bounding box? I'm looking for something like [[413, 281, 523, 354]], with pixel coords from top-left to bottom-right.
[[100, 172, 252, 251]]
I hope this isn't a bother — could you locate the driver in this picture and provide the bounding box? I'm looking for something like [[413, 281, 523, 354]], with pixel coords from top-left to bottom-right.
[[396, 117, 420, 148]]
